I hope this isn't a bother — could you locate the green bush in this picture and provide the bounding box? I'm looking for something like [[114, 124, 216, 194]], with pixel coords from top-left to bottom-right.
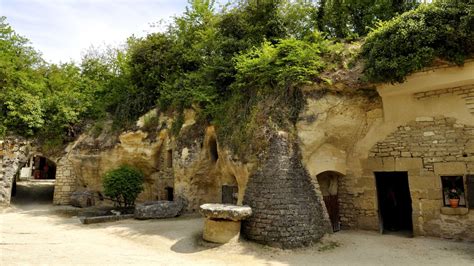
[[102, 165, 144, 207], [361, 1, 473, 83]]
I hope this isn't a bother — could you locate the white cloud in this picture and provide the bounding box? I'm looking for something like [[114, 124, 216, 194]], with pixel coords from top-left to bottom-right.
[[1, 0, 187, 63]]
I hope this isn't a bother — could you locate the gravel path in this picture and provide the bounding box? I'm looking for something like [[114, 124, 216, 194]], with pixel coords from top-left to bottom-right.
[[1, 183, 473, 265]]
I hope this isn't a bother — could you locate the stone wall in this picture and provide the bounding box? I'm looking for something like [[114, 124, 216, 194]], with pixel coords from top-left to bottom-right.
[[414, 85, 474, 115], [53, 157, 77, 205], [0, 138, 29, 205], [242, 132, 331, 249], [353, 116, 474, 240], [369, 116, 474, 172]]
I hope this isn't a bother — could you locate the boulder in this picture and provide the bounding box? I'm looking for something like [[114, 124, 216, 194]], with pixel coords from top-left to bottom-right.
[[134, 201, 183, 219], [70, 191, 95, 208], [199, 203, 252, 221]]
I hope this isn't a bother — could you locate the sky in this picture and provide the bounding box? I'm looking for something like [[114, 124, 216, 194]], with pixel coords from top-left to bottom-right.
[[1, 0, 193, 64]]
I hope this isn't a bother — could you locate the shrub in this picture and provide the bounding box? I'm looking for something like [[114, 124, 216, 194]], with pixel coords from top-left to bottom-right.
[[102, 165, 144, 207], [361, 1, 473, 83]]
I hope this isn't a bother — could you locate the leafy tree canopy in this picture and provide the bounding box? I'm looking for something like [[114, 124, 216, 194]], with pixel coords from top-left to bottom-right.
[[361, 1, 473, 83]]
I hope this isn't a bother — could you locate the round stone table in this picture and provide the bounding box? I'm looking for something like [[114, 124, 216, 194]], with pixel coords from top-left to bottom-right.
[[199, 203, 252, 244]]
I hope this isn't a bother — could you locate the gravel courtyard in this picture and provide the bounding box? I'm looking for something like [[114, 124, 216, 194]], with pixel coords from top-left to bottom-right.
[[1, 201, 473, 265]]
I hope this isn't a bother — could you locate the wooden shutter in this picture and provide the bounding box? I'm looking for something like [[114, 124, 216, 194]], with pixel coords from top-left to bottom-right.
[[468, 175, 474, 209]]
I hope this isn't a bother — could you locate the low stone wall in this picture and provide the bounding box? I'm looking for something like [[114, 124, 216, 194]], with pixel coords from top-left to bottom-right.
[[242, 133, 331, 249]]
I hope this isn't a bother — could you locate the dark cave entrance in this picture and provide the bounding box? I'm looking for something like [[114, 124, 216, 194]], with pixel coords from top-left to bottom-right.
[[11, 155, 56, 206], [375, 172, 413, 236], [209, 137, 219, 162]]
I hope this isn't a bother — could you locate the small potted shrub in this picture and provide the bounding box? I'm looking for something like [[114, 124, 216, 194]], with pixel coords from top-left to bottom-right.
[[446, 188, 463, 208]]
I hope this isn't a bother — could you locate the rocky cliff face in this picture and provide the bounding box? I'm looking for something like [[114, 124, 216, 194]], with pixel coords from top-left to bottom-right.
[[64, 109, 251, 211], [0, 138, 29, 204]]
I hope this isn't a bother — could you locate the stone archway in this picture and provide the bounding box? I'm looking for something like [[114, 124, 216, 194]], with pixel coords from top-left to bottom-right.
[[316, 171, 343, 232], [11, 154, 58, 205]]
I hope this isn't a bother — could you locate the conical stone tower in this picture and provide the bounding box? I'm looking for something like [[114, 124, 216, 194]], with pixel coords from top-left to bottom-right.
[[242, 132, 332, 248]]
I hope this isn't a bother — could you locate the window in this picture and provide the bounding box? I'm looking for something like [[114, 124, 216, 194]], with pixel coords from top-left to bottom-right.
[[441, 176, 466, 207]]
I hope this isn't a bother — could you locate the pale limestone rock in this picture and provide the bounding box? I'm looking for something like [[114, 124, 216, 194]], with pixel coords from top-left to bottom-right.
[[199, 203, 252, 221]]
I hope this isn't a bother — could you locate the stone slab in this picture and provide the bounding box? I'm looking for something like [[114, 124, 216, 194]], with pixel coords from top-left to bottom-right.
[[199, 203, 252, 221], [79, 214, 134, 224], [134, 201, 183, 219]]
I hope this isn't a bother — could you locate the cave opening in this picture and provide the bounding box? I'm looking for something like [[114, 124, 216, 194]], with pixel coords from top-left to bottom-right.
[[209, 137, 219, 162]]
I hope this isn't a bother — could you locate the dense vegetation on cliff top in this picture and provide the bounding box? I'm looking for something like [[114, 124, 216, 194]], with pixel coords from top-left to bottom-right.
[[1, 0, 472, 152]]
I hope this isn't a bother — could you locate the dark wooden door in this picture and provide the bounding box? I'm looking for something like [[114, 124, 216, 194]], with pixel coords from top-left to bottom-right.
[[323, 195, 340, 232], [222, 185, 238, 204]]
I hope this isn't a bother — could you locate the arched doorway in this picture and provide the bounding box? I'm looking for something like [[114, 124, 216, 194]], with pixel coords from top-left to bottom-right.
[[11, 155, 57, 206], [317, 171, 343, 232]]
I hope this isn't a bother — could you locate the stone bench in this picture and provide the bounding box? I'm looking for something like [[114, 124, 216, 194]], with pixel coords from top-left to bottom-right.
[[199, 203, 252, 244]]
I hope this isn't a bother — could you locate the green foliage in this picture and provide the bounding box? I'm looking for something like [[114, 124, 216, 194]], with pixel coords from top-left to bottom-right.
[[171, 112, 185, 136], [361, 1, 474, 83], [142, 112, 161, 133], [319, 0, 418, 38], [0, 17, 106, 141], [234, 35, 329, 92], [215, 34, 341, 157], [102, 165, 144, 207], [2, 0, 469, 154]]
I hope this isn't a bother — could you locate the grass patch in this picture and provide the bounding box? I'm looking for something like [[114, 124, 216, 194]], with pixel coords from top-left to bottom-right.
[[317, 240, 341, 252]]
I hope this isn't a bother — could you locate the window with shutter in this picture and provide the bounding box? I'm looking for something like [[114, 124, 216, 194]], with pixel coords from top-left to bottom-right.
[[467, 175, 474, 209]]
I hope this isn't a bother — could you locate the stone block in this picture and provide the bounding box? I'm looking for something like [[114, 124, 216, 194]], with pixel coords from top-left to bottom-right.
[[357, 216, 378, 231], [70, 191, 95, 208], [200, 203, 252, 221], [134, 201, 183, 219], [395, 158, 423, 172], [433, 162, 467, 175], [440, 207, 469, 215], [416, 117, 434, 122], [362, 158, 383, 171], [203, 219, 241, 244], [426, 189, 443, 200], [409, 176, 439, 190], [381, 157, 395, 171]]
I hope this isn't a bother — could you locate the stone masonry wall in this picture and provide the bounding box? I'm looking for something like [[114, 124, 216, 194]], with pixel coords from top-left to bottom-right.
[[53, 157, 76, 205], [414, 85, 474, 115], [0, 138, 29, 205], [369, 116, 474, 172], [350, 116, 474, 240], [242, 133, 331, 249]]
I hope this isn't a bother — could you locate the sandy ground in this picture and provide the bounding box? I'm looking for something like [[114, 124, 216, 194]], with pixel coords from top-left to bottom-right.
[[1, 183, 473, 265]]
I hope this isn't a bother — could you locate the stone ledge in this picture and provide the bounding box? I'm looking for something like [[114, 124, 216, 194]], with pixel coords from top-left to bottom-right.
[[440, 207, 469, 215]]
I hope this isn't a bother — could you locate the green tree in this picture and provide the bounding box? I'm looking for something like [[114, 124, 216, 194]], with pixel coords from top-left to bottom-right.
[[0, 16, 46, 136]]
